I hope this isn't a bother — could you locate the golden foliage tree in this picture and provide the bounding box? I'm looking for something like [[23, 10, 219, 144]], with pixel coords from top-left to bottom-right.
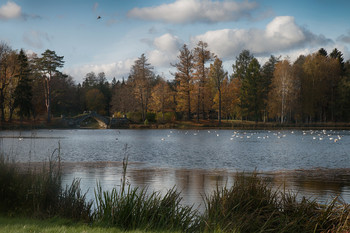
[[129, 54, 154, 121], [209, 57, 226, 125], [193, 41, 212, 121], [268, 59, 296, 123], [173, 44, 194, 120], [149, 77, 174, 122]]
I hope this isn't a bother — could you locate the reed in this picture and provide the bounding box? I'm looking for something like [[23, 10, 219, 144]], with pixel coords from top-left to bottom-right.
[[93, 155, 201, 232], [202, 172, 350, 233], [0, 147, 92, 222]]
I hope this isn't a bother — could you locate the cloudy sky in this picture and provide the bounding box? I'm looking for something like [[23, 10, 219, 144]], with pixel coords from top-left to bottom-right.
[[1, 0, 350, 83]]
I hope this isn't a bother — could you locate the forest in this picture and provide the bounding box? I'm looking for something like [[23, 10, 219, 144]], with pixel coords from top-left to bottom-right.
[[1, 40, 350, 125]]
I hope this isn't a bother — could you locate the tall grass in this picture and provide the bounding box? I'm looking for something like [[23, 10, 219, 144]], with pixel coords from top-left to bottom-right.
[[0, 146, 92, 222], [94, 155, 201, 232], [202, 172, 350, 233]]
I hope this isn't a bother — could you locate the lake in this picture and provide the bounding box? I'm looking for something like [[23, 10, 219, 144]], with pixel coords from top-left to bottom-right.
[[1, 129, 350, 209]]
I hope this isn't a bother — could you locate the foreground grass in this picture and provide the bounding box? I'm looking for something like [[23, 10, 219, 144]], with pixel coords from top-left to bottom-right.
[[0, 216, 171, 233]]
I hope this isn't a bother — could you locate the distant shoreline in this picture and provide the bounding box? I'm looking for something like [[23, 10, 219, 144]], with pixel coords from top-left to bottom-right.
[[1, 118, 350, 130]]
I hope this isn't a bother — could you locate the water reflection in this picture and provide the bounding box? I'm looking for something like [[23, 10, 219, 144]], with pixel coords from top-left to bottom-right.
[[61, 163, 350, 211], [2, 129, 350, 209]]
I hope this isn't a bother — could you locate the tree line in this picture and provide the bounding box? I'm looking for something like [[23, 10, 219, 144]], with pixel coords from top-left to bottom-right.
[[1, 40, 350, 125]]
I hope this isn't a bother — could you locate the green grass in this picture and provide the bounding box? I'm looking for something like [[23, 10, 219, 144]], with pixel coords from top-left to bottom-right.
[[0, 216, 172, 233]]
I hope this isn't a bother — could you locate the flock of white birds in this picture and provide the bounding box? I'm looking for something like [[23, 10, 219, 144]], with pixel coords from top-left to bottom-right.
[[160, 129, 345, 143]]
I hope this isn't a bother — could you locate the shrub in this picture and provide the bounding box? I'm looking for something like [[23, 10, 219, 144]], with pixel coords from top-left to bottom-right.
[[156, 112, 176, 123], [146, 112, 156, 122], [126, 112, 142, 123]]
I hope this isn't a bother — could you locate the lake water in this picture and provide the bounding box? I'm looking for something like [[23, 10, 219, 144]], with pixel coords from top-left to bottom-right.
[[1, 129, 350, 209]]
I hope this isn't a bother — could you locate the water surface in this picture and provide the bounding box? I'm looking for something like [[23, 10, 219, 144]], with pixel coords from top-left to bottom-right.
[[1, 129, 350, 208]]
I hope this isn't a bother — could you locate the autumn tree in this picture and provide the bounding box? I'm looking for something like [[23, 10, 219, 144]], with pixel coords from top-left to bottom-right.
[[193, 41, 212, 121], [291, 55, 305, 122], [225, 78, 241, 119], [14, 49, 33, 120], [149, 77, 174, 122], [35, 49, 64, 123], [50, 74, 79, 116], [85, 88, 106, 115], [268, 59, 296, 123], [3, 51, 19, 122], [0, 42, 15, 122], [173, 44, 194, 120], [209, 57, 226, 125], [129, 54, 154, 121], [111, 78, 136, 115], [302, 52, 341, 122]]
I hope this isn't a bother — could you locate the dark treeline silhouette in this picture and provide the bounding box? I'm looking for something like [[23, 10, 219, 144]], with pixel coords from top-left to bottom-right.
[[1, 40, 350, 125]]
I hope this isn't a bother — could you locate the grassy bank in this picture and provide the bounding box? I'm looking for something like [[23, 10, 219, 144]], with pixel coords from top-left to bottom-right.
[[0, 216, 171, 233], [2, 117, 350, 130], [2, 153, 350, 232]]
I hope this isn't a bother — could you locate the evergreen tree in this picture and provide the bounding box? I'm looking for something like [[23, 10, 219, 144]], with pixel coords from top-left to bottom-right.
[[243, 58, 263, 122], [260, 55, 280, 121], [14, 49, 32, 120], [35, 49, 64, 122], [318, 48, 328, 57], [231, 50, 254, 120]]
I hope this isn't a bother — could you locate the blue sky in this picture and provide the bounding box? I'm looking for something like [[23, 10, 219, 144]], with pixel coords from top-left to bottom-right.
[[1, 0, 350, 83]]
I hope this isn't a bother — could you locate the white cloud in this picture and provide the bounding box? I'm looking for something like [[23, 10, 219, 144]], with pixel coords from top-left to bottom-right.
[[128, 0, 258, 24], [0, 1, 21, 20], [64, 58, 136, 84], [192, 16, 332, 58], [148, 33, 182, 67], [22, 30, 51, 49]]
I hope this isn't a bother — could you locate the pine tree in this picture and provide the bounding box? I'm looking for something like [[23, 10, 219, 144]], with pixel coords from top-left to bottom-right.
[[14, 49, 32, 120], [260, 55, 280, 122], [35, 49, 64, 123], [231, 50, 254, 120], [243, 58, 263, 122]]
